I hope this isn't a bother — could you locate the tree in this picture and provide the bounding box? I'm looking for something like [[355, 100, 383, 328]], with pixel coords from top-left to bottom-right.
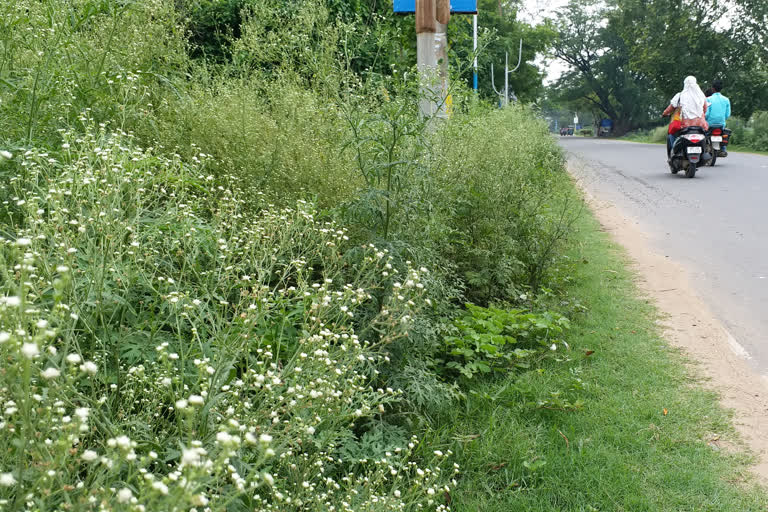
[[549, 0, 767, 131], [450, 0, 555, 103], [550, 0, 659, 134], [732, 0, 768, 64], [606, 0, 765, 117]]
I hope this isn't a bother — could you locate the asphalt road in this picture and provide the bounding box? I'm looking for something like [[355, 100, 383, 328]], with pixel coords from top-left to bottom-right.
[[560, 137, 768, 374]]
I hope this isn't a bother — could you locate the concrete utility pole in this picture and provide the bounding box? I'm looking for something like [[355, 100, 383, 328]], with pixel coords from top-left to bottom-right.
[[416, 0, 450, 120]]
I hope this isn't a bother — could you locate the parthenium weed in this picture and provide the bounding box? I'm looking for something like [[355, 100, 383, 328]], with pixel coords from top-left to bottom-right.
[[0, 126, 455, 511]]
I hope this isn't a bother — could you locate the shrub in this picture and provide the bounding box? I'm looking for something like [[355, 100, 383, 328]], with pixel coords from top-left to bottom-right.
[[650, 125, 668, 143], [0, 128, 453, 510], [443, 304, 570, 379], [417, 104, 578, 303], [0, 0, 188, 146], [142, 78, 360, 209]]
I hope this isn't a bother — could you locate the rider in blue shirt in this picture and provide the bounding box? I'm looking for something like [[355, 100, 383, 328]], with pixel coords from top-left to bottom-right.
[[706, 79, 731, 155]]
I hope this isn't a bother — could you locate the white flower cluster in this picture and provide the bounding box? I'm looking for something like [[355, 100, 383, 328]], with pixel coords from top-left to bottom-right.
[[0, 123, 454, 511]]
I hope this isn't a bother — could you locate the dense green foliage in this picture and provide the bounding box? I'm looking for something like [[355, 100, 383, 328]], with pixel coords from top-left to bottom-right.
[[1, 0, 764, 510], [0, 0, 578, 509]]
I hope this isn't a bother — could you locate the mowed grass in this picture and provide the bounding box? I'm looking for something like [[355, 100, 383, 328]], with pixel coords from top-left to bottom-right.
[[432, 203, 768, 511]]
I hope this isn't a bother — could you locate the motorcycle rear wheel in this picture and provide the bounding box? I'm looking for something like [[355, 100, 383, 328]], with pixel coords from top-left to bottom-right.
[[685, 162, 697, 178], [705, 144, 717, 167]]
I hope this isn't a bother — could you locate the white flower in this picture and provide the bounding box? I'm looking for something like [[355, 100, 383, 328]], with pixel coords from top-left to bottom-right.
[[175, 399, 188, 410], [117, 487, 133, 503], [66, 353, 81, 364], [550, 343, 557, 351], [55, 265, 69, 273], [259, 433, 273, 443], [191, 494, 209, 507], [21, 342, 39, 359], [81, 450, 98, 462], [74, 407, 89, 421], [427, 488, 435, 495], [15, 238, 31, 247], [0, 332, 10, 343], [114, 436, 132, 449], [151, 481, 169, 495], [35, 319, 49, 329], [41, 367, 60, 379], [306, 426, 315, 435], [0, 472, 16, 486], [2, 296, 20, 307], [188, 395, 204, 406], [181, 447, 204, 467], [80, 361, 98, 374], [0, 150, 13, 160], [394, 489, 401, 498]]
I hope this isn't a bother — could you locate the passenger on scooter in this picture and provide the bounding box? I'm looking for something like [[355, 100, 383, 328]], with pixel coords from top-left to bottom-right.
[[706, 79, 731, 156], [662, 76, 709, 159]]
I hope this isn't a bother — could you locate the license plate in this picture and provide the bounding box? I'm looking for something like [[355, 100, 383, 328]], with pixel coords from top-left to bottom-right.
[[711, 136, 723, 142], [687, 146, 702, 154]]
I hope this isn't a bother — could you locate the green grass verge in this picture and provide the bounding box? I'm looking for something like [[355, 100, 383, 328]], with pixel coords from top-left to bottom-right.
[[431, 200, 768, 511]]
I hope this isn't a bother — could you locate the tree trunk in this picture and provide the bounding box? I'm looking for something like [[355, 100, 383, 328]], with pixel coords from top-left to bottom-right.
[[611, 118, 633, 137]]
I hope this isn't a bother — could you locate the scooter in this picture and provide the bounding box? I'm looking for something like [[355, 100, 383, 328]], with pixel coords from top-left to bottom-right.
[[668, 126, 710, 178]]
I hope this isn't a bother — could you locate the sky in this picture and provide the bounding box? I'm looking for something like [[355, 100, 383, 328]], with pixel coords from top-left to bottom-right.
[[517, 0, 570, 84]]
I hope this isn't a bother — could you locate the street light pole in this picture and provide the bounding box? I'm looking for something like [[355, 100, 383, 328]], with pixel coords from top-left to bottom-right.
[[490, 39, 522, 107], [473, 14, 478, 91]]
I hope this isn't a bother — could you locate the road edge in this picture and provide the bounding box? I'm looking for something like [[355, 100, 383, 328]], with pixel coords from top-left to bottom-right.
[[567, 156, 768, 485]]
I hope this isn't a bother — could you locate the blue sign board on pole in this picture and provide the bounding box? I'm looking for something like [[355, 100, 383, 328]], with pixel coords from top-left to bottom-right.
[[393, 0, 477, 14]]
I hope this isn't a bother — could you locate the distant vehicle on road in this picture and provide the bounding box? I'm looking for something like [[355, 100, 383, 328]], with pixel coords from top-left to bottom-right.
[[598, 119, 613, 136]]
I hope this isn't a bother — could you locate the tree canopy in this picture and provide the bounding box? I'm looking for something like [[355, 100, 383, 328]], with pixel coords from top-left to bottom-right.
[[547, 0, 768, 133]]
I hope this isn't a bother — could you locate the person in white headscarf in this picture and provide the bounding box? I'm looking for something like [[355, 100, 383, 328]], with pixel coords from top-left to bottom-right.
[[662, 76, 709, 131]]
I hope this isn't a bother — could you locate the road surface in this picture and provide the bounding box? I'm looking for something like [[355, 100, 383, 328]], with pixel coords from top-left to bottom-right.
[[560, 137, 768, 375]]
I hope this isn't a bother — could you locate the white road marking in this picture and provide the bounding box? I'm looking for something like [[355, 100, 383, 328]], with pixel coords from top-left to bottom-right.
[[725, 328, 751, 359]]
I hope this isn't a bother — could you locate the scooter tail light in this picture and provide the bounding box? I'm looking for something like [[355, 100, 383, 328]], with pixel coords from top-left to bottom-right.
[[682, 134, 704, 143], [712, 128, 722, 135]]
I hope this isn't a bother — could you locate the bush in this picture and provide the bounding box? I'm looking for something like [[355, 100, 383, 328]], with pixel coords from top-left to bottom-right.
[[650, 125, 668, 143], [142, 78, 360, 208], [0, 129, 453, 510], [0, 0, 579, 507], [418, 105, 578, 304], [443, 303, 570, 379], [0, 0, 188, 147]]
